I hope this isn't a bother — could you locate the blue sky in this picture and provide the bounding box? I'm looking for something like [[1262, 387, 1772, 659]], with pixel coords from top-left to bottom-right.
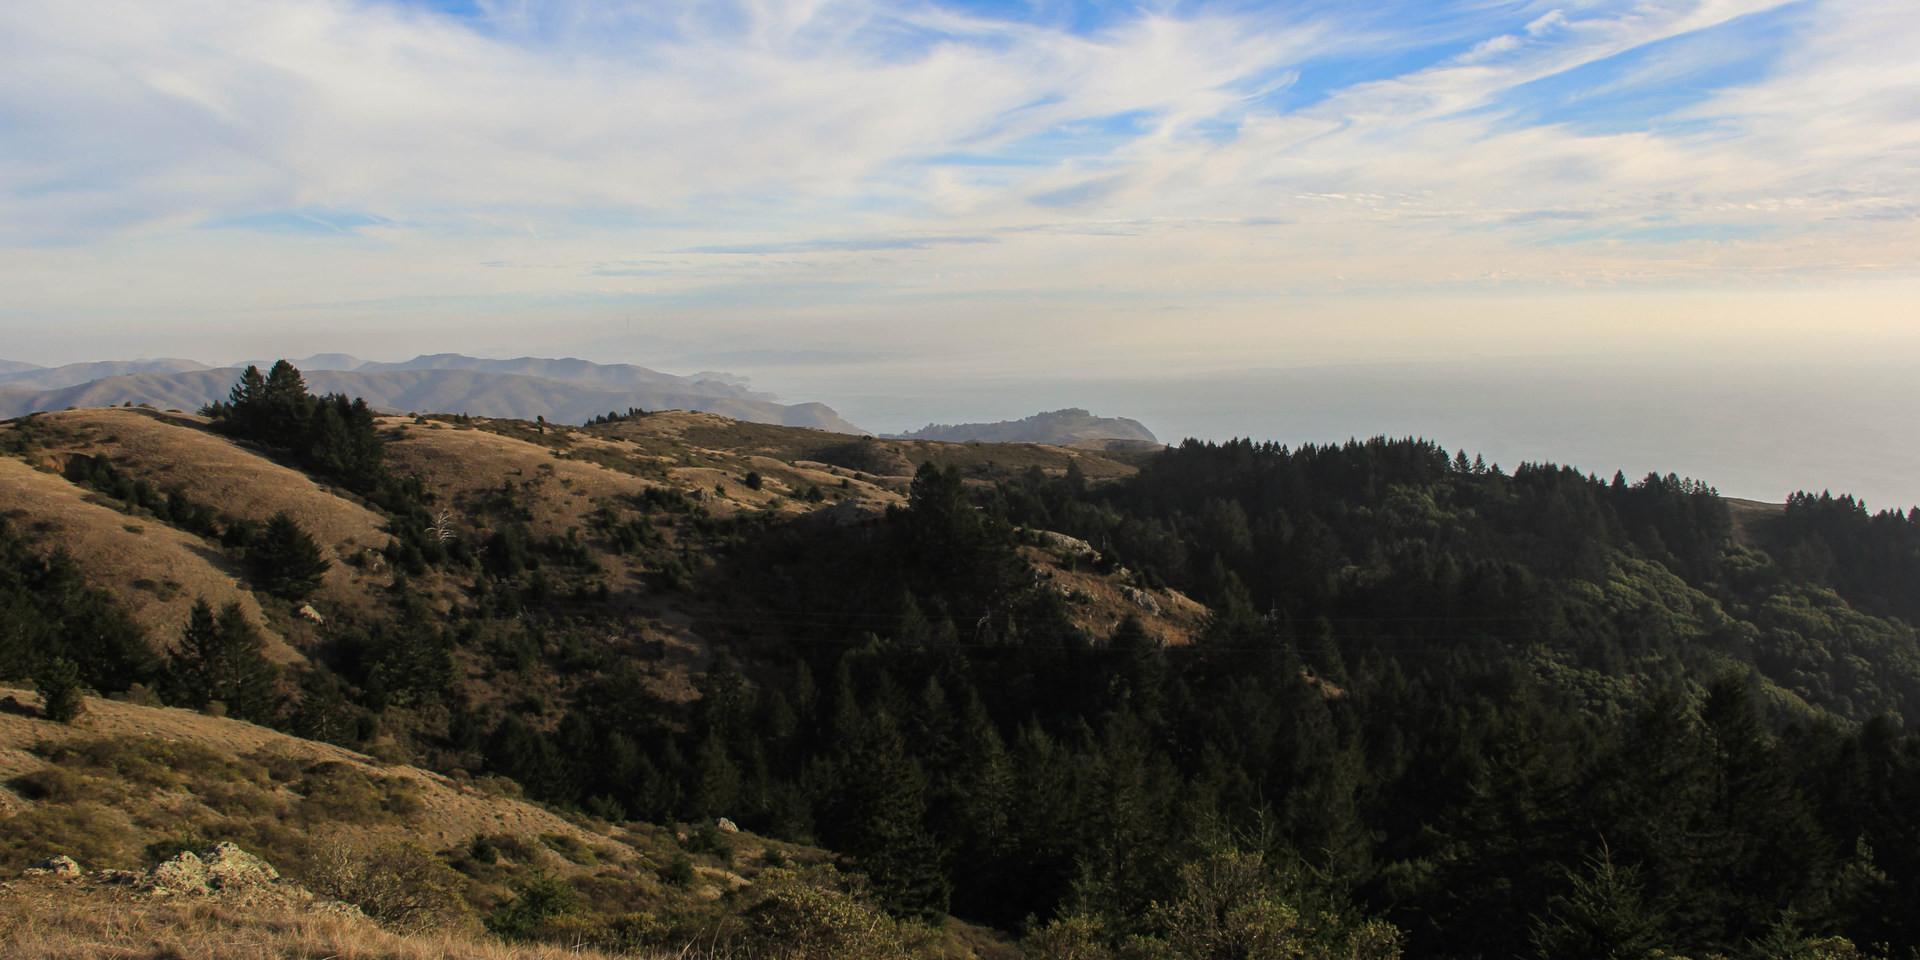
[[0, 0, 1915, 382]]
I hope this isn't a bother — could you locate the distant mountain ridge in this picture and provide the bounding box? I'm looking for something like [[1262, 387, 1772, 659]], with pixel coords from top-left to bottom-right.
[[0, 358, 213, 392], [888, 407, 1157, 445], [0, 354, 866, 434]]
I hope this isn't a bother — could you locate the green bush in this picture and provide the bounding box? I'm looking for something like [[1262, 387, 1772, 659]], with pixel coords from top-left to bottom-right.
[[301, 839, 471, 930], [662, 852, 696, 887], [682, 821, 733, 861], [1024, 851, 1403, 960], [484, 871, 579, 941], [741, 867, 935, 960]]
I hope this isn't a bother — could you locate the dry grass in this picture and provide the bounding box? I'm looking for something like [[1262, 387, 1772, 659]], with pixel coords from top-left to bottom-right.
[[1724, 496, 1785, 547], [0, 893, 632, 960], [380, 419, 658, 540], [22, 408, 394, 617], [0, 688, 623, 867], [0, 456, 297, 662], [35, 409, 390, 555], [1025, 546, 1211, 646]]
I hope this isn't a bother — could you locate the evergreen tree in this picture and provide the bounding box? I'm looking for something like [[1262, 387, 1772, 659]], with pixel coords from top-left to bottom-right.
[[1528, 848, 1664, 960], [34, 656, 85, 723], [247, 511, 330, 600], [169, 600, 281, 722], [823, 710, 952, 921]]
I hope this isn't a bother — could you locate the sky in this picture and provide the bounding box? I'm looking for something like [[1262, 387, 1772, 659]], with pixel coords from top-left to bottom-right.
[[3, 0, 1918, 501]]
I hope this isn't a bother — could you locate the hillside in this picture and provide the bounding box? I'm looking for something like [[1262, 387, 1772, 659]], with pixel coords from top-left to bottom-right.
[[0, 455, 301, 662], [888, 408, 1157, 445], [3, 362, 1920, 959], [0, 687, 974, 960]]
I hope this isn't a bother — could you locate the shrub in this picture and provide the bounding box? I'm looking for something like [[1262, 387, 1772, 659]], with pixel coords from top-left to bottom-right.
[[468, 834, 499, 865], [538, 832, 598, 865], [0, 802, 139, 870], [682, 822, 733, 861], [484, 871, 579, 941], [301, 838, 471, 930], [740, 867, 934, 960], [7, 767, 93, 804], [293, 762, 419, 825], [661, 853, 696, 887]]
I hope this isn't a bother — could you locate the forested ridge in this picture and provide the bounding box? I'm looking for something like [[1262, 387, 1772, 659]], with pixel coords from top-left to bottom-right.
[[5, 365, 1920, 959]]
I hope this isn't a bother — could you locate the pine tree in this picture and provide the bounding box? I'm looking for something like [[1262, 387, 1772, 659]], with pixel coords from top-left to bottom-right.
[[169, 600, 280, 722], [1528, 848, 1665, 960], [824, 711, 951, 921], [260, 359, 315, 444], [247, 511, 331, 600], [224, 364, 268, 433], [34, 656, 85, 723]]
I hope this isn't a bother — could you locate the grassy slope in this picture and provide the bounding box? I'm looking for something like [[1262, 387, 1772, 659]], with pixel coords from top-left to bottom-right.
[[21, 408, 395, 616], [0, 402, 1207, 958], [0, 455, 299, 662]]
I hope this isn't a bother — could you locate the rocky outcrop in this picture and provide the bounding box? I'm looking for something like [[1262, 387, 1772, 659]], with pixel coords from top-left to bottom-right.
[[1123, 586, 1162, 615], [16, 843, 360, 914], [21, 856, 80, 879]]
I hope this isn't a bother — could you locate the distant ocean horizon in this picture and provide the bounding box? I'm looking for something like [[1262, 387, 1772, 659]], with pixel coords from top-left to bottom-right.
[[768, 354, 1920, 512]]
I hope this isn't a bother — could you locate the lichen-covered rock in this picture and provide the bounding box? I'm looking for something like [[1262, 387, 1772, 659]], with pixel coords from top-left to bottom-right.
[[1123, 586, 1161, 615], [148, 851, 211, 894], [21, 855, 81, 879], [202, 842, 280, 891]]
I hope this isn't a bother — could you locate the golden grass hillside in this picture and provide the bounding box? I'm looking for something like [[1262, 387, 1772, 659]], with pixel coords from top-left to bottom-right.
[[0, 687, 624, 860], [0, 688, 1013, 960], [0, 456, 298, 662], [12, 408, 396, 616], [1024, 542, 1210, 645]]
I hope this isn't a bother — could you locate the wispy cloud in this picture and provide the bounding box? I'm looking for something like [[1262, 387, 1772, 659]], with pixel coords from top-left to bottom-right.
[[1, 0, 1916, 365]]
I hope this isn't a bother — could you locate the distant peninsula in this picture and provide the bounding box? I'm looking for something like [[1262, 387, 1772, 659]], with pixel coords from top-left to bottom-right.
[[886, 408, 1158, 445]]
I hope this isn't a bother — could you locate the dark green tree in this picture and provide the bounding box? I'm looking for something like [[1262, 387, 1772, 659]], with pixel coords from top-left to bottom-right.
[[247, 511, 330, 600], [34, 656, 85, 723], [168, 599, 281, 722], [823, 710, 951, 921], [1528, 848, 1665, 960]]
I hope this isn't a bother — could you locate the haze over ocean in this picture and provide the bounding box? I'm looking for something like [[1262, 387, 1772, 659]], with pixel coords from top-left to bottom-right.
[[742, 353, 1920, 511]]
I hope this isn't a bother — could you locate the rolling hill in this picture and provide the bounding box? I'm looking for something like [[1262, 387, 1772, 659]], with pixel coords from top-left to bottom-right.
[[887, 408, 1158, 445], [0, 357, 866, 434]]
